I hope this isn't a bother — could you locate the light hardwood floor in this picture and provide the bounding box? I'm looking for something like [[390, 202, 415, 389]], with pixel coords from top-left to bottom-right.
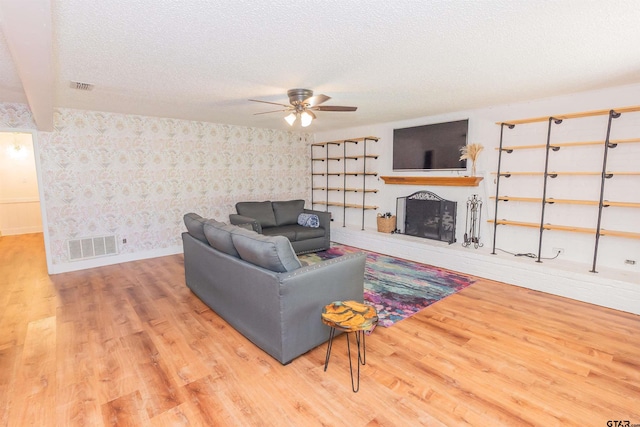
[[1, 233, 639, 426]]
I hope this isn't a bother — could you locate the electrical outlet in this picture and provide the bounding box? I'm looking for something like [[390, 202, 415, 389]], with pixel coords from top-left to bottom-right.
[[122, 238, 127, 244], [625, 259, 636, 265], [553, 247, 564, 255]]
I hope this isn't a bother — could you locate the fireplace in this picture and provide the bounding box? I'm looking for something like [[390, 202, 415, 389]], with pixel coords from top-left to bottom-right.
[[396, 191, 457, 244]]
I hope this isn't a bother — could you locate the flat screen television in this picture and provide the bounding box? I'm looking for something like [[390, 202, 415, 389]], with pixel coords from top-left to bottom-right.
[[393, 119, 468, 171]]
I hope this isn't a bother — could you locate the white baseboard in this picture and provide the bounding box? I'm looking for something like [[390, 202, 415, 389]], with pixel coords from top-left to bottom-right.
[[1, 225, 43, 236], [332, 226, 640, 316], [49, 245, 184, 274]]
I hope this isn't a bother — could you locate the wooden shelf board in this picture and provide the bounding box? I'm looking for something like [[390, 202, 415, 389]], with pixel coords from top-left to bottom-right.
[[492, 197, 640, 207], [497, 171, 640, 177], [312, 136, 379, 146], [496, 172, 545, 176], [380, 176, 484, 186], [488, 219, 540, 229], [601, 229, 640, 239], [603, 201, 640, 208], [498, 137, 640, 152], [313, 187, 378, 193], [344, 188, 378, 193], [498, 143, 548, 151], [488, 219, 640, 239], [546, 198, 598, 206], [492, 196, 542, 203], [496, 105, 640, 125], [313, 201, 378, 210], [325, 172, 377, 176], [345, 155, 379, 160]]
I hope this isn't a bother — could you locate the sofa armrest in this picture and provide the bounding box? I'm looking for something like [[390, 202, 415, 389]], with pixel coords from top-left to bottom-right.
[[303, 208, 330, 230], [277, 252, 366, 362], [229, 214, 262, 233]]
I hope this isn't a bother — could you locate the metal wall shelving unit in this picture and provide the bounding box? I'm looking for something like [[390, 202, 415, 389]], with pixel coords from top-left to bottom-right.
[[490, 106, 640, 272], [311, 136, 379, 230]]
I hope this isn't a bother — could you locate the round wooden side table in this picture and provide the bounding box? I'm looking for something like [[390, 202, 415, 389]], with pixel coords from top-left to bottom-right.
[[321, 300, 378, 392]]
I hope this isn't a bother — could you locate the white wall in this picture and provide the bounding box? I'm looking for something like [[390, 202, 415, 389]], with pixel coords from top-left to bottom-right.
[[314, 83, 640, 274], [0, 132, 42, 235], [315, 85, 640, 312]]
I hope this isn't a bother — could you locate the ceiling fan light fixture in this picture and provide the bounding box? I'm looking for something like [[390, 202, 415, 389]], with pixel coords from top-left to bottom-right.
[[251, 88, 356, 126], [284, 112, 297, 126], [300, 111, 313, 127]]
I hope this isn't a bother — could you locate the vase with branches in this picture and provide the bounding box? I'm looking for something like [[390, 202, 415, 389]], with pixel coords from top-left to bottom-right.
[[459, 143, 484, 176]]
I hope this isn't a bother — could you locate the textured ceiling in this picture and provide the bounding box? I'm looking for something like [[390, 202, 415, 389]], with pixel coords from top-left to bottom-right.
[[1, 0, 640, 131]]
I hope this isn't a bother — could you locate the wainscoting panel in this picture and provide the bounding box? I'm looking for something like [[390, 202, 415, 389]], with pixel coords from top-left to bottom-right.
[[0, 198, 42, 235]]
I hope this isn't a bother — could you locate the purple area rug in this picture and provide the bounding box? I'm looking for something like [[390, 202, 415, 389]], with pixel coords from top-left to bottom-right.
[[299, 244, 476, 327]]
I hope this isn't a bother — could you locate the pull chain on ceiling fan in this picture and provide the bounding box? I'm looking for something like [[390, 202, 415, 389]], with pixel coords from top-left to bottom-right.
[[249, 88, 357, 127]]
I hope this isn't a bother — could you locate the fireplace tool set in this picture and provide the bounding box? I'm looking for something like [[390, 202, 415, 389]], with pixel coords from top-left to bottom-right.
[[463, 194, 483, 248]]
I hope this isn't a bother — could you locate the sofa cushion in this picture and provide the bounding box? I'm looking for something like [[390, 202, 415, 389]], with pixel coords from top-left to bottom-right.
[[183, 213, 209, 243], [236, 201, 277, 228], [231, 232, 302, 272], [262, 226, 297, 241], [293, 225, 325, 240], [203, 221, 242, 257], [263, 224, 325, 241], [272, 200, 305, 226]]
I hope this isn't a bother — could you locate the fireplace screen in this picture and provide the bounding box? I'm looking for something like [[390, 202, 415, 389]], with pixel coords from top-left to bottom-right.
[[396, 191, 457, 244]]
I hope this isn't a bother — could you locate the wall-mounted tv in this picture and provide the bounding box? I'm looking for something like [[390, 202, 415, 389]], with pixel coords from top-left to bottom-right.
[[393, 119, 468, 171]]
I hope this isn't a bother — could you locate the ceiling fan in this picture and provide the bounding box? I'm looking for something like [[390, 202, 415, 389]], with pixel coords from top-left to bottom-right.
[[249, 88, 357, 127]]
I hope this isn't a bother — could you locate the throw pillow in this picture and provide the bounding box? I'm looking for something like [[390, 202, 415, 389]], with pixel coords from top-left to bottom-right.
[[297, 213, 320, 228], [231, 232, 302, 273], [183, 213, 210, 243], [272, 200, 305, 226], [236, 201, 277, 228]]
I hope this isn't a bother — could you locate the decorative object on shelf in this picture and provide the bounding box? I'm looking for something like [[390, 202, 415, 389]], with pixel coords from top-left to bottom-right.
[[376, 212, 396, 233], [462, 194, 483, 249], [459, 143, 484, 176]]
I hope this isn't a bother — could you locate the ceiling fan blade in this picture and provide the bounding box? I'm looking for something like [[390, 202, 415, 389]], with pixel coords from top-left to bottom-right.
[[304, 94, 330, 107], [249, 99, 292, 108], [311, 105, 358, 112], [253, 109, 292, 115]]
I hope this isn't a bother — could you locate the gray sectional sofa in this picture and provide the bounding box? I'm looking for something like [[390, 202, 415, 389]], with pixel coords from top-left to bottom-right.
[[182, 213, 366, 364], [229, 200, 330, 254]]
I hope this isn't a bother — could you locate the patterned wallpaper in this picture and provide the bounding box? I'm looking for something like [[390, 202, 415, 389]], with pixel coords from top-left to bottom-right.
[[0, 103, 311, 266]]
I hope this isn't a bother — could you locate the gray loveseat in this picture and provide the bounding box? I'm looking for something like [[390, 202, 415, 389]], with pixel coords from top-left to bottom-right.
[[182, 213, 366, 364], [229, 200, 330, 254]]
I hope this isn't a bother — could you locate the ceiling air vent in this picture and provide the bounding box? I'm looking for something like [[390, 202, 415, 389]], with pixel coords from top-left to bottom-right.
[[70, 81, 94, 91]]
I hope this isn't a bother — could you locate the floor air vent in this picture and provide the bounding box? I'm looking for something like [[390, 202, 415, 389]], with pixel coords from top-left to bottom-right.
[[68, 235, 118, 261]]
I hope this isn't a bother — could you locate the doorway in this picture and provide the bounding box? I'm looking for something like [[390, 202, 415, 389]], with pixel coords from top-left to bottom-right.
[[0, 130, 51, 272]]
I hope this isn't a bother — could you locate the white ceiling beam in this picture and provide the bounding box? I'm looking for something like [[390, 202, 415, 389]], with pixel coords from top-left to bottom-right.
[[0, 0, 54, 131]]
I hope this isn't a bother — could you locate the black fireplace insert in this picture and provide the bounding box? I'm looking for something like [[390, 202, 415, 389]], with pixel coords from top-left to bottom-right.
[[396, 191, 457, 244]]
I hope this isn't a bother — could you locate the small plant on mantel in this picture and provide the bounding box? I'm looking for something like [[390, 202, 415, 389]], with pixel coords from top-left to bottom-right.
[[459, 143, 484, 176]]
